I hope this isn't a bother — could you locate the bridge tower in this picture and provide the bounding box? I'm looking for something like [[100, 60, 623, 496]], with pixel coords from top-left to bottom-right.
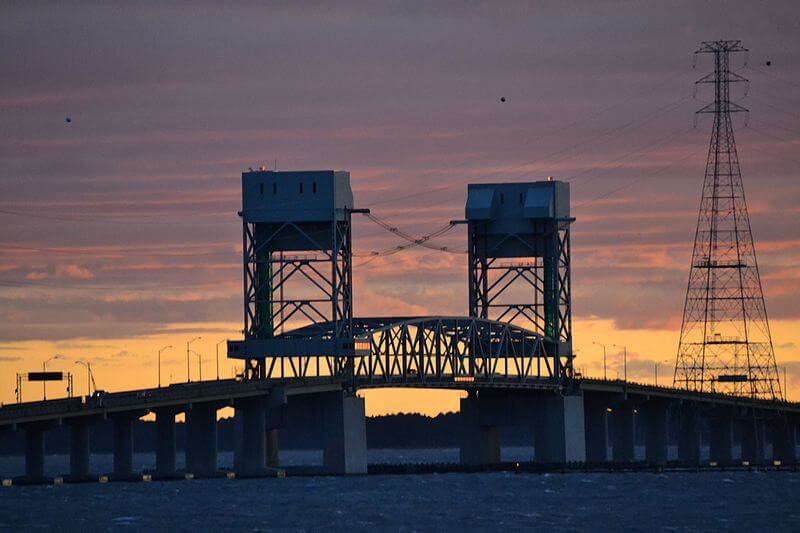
[[675, 40, 782, 399], [228, 170, 359, 380], [465, 179, 574, 382]]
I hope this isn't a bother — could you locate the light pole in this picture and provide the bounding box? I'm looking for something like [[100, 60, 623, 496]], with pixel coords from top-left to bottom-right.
[[784, 366, 788, 401], [593, 341, 607, 380], [613, 344, 627, 383], [215, 340, 226, 381], [42, 355, 63, 400], [186, 337, 201, 382], [157, 345, 172, 388], [654, 359, 670, 386], [191, 350, 203, 382], [75, 360, 94, 396]]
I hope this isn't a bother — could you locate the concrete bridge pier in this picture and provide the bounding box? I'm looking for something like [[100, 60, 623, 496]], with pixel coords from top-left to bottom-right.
[[642, 400, 670, 464], [111, 412, 143, 479], [677, 403, 702, 464], [266, 428, 279, 468], [322, 391, 367, 475], [21, 422, 54, 481], [709, 410, 735, 464], [234, 396, 268, 476], [264, 388, 286, 469], [459, 393, 501, 466], [609, 401, 636, 462], [741, 416, 766, 464], [583, 396, 609, 463], [533, 393, 586, 463], [186, 402, 222, 477], [67, 418, 92, 481], [770, 417, 797, 463], [154, 407, 182, 478]]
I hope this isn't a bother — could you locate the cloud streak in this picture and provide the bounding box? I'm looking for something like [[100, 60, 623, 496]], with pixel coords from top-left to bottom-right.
[[0, 0, 798, 346]]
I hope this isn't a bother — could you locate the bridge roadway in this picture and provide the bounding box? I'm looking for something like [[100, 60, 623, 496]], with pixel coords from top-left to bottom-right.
[[0, 376, 798, 483]]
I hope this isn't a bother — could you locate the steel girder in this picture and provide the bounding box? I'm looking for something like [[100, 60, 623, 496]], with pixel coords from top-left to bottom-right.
[[256, 316, 566, 387]]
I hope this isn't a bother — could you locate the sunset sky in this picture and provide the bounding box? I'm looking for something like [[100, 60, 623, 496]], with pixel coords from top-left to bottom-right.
[[1, 1, 799, 413]]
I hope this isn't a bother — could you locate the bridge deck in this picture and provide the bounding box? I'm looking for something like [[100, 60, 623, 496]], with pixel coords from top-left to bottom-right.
[[1, 376, 798, 428]]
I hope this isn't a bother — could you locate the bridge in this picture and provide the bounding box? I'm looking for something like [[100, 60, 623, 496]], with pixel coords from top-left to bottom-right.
[[1, 170, 797, 483]]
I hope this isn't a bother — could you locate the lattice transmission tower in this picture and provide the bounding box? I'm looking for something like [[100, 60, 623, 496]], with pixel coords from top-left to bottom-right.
[[674, 40, 781, 399]]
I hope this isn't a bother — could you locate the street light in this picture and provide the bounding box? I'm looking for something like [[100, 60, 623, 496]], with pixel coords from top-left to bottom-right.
[[157, 345, 172, 388], [42, 355, 64, 400], [74, 360, 95, 396], [191, 350, 203, 382], [186, 337, 201, 382], [654, 359, 671, 386], [612, 344, 627, 383], [592, 341, 607, 380], [784, 366, 788, 402], [215, 340, 226, 381]]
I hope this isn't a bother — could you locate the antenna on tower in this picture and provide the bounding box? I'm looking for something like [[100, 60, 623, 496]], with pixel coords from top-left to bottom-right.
[[674, 40, 782, 400]]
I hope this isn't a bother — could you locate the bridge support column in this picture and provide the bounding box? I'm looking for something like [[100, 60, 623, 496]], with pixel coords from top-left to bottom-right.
[[111, 413, 139, 479], [770, 417, 797, 463], [234, 397, 268, 476], [67, 419, 91, 480], [534, 393, 586, 463], [741, 416, 765, 464], [22, 422, 50, 481], [709, 411, 734, 464], [459, 394, 500, 466], [323, 391, 367, 475], [266, 428, 279, 468], [154, 407, 181, 478], [643, 400, 670, 464], [583, 396, 609, 463], [186, 403, 219, 477], [263, 388, 287, 469], [610, 402, 636, 462], [677, 404, 701, 464]]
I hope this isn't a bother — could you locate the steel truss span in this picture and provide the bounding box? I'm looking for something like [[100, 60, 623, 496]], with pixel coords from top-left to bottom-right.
[[255, 316, 568, 387]]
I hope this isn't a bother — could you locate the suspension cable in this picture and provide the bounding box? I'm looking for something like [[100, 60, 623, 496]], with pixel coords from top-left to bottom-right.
[[356, 212, 466, 257]]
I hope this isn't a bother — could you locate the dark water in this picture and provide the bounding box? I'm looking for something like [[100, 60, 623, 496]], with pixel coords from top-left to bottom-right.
[[0, 448, 537, 478], [1, 450, 798, 531]]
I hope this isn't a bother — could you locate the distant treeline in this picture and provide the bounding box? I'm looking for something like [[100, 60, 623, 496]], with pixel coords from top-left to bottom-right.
[[0, 413, 534, 455]]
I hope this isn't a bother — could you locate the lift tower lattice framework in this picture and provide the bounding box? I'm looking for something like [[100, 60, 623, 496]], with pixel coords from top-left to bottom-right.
[[466, 180, 574, 383], [674, 40, 782, 399], [229, 170, 366, 383]]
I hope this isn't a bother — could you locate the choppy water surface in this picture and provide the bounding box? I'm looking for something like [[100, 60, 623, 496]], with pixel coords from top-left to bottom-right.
[[1, 450, 798, 531]]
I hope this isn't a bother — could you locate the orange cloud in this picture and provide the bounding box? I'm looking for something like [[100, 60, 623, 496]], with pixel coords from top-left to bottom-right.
[[55, 264, 94, 280]]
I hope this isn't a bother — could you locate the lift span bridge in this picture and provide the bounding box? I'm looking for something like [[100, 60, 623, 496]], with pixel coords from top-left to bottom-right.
[[1, 169, 797, 484], [227, 171, 573, 391]]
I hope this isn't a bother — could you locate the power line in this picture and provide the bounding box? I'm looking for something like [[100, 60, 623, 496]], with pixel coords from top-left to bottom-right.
[[570, 125, 696, 188], [746, 64, 800, 91], [0, 207, 237, 227], [359, 213, 465, 255], [574, 148, 705, 209], [0, 278, 236, 293], [747, 94, 800, 121], [367, 67, 696, 208], [361, 93, 693, 213], [747, 116, 800, 138], [0, 243, 237, 257]]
